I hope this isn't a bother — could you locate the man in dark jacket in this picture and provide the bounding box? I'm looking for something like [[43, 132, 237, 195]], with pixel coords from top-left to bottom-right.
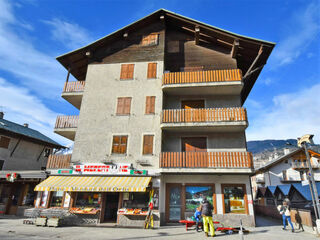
[[201, 197, 215, 237]]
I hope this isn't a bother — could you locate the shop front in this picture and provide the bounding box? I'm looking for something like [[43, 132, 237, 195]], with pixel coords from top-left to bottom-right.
[[0, 171, 46, 216], [160, 174, 255, 227], [31, 163, 160, 227]]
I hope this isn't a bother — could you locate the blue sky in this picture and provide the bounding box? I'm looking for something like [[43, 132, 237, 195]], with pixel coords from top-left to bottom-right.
[[0, 0, 319, 147]]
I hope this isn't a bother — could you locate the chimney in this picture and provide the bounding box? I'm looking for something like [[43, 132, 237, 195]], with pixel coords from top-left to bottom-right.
[[0, 112, 3, 119], [23, 123, 29, 128], [284, 148, 290, 155]]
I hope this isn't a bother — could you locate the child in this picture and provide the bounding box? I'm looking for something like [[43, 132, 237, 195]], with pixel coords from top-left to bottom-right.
[[194, 207, 202, 232]]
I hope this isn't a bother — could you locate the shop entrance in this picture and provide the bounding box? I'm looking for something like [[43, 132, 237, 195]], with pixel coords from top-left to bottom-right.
[[103, 192, 119, 222]]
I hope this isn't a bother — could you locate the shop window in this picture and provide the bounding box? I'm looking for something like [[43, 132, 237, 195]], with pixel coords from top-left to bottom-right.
[[142, 135, 154, 155], [0, 184, 11, 205], [185, 186, 214, 211], [112, 135, 128, 154], [0, 136, 10, 149], [116, 97, 132, 115], [75, 193, 101, 208], [50, 191, 64, 207], [145, 96, 155, 114], [120, 64, 134, 80], [222, 185, 246, 214], [141, 33, 158, 46], [0, 160, 4, 170], [147, 63, 157, 78], [22, 184, 37, 206], [122, 192, 149, 209]]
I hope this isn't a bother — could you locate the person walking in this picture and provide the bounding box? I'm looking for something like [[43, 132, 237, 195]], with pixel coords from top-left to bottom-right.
[[277, 201, 294, 232], [201, 197, 215, 237]]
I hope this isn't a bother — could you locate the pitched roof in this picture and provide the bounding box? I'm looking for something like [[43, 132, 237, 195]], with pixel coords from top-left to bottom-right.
[[267, 186, 277, 195], [277, 184, 291, 195], [56, 9, 275, 104], [0, 118, 63, 149], [292, 183, 320, 201]]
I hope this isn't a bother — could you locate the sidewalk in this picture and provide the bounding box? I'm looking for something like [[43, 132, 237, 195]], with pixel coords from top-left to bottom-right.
[[0, 215, 317, 240]]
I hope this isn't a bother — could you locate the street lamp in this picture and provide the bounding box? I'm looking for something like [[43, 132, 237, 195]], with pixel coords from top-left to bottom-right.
[[297, 134, 320, 231]]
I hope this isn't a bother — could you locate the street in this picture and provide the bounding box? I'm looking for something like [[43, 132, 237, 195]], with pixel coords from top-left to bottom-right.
[[0, 216, 317, 240]]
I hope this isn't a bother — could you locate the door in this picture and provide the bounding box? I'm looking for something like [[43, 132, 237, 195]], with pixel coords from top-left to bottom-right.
[[181, 100, 204, 109], [104, 192, 119, 222], [181, 137, 207, 152], [6, 185, 22, 215], [166, 184, 183, 222]]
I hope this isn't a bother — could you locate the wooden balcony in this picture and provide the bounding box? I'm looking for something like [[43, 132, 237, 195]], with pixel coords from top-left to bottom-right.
[[54, 115, 78, 141], [161, 108, 248, 132], [162, 69, 243, 95], [46, 154, 71, 169], [291, 162, 319, 170], [61, 81, 85, 109], [160, 151, 253, 172]]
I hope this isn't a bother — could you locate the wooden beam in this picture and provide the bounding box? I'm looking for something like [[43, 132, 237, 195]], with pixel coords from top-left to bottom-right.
[[244, 45, 265, 78], [10, 138, 21, 157], [231, 39, 239, 58], [195, 26, 200, 45]]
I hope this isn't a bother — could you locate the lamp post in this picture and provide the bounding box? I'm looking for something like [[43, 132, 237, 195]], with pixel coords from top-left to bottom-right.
[[297, 134, 320, 230]]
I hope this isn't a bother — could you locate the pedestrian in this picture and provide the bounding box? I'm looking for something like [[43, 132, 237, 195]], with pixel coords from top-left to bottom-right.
[[194, 206, 203, 232], [277, 201, 294, 232], [201, 196, 215, 237]]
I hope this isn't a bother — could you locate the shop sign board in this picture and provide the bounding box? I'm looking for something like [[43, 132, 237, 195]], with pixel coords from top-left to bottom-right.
[[73, 163, 131, 175], [58, 169, 73, 174], [130, 169, 147, 175]]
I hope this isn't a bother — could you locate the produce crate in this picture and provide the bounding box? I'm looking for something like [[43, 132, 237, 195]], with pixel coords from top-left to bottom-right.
[[35, 217, 47, 226]]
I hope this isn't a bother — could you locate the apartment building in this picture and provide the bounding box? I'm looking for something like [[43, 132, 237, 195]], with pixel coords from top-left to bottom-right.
[[34, 9, 275, 227], [0, 113, 63, 216]]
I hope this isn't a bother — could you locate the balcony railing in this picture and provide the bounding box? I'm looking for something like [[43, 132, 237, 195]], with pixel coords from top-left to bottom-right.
[[63, 81, 85, 93], [291, 162, 319, 169], [160, 151, 253, 168], [162, 69, 242, 85], [55, 115, 78, 129], [46, 154, 71, 169], [162, 108, 247, 123]]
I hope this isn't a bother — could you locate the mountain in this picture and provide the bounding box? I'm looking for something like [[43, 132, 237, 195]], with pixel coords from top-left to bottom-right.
[[247, 139, 297, 154]]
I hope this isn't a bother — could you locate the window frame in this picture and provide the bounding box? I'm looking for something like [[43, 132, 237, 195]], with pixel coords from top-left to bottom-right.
[[116, 97, 132, 115], [112, 135, 128, 154], [120, 64, 135, 80], [147, 62, 157, 79], [145, 96, 156, 115], [221, 184, 248, 215], [0, 136, 10, 149], [142, 134, 154, 155]]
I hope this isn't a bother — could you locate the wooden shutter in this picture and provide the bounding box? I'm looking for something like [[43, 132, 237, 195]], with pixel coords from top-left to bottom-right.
[[112, 136, 128, 154], [145, 96, 155, 114], [124, 97, 132, 115], [0, 136, 10, 149], [117, 97, 131, 115], [120, 64, 134, 79], [147, 63, 157, 78], [141, 33, 158, 46], [143, 135, 154, 155], [120, 136, 128, 154]]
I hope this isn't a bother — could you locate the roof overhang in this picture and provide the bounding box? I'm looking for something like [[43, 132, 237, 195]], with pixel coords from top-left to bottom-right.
[[56, 9, 275, 104]]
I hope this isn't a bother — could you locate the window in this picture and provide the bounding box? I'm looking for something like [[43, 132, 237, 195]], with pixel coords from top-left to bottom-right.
[[147, 63, 157, 79], [185, 186, 213, 211], [141, 33, 158, 46], [0, 160, 4, 170], [75, 193, 101, 208], [222, 184, 247, 214], [50, 191, 64, 207], [120, 64, 134, 80], [112, 136, 128, 154], [116, 97, 132, 115], [145, 96, 155, 114], [143, 135, 154, 155], [22, 184, 37, 206], [122, 192, 149, 208], [0, 136, 10, 149]]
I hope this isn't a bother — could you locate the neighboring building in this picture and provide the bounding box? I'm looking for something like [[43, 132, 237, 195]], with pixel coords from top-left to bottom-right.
[[0, 112, 63, 215], [34, 9, 275, 227]]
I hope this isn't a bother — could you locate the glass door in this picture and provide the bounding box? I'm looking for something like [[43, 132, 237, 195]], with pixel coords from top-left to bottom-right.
[[168, 185, 182, 221]]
